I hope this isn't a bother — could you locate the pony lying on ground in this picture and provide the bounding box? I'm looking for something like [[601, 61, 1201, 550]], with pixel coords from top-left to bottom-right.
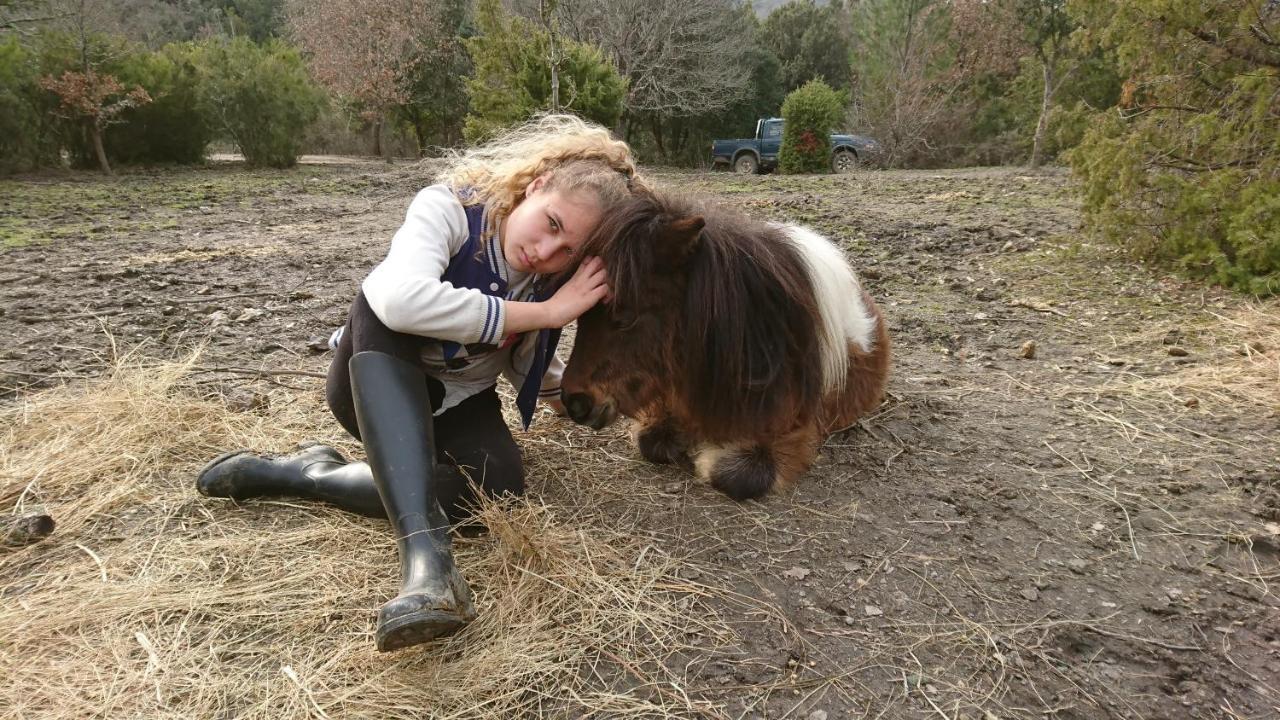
[[560, 190, 891, 500]]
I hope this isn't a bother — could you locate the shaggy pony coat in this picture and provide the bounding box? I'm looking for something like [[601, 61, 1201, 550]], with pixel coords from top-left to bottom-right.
[[561, 191, 890, 500]]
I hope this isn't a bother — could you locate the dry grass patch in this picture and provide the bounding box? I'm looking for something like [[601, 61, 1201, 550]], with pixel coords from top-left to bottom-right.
[[1123, 301, 1280, 412], [1, 349, 728, 719]]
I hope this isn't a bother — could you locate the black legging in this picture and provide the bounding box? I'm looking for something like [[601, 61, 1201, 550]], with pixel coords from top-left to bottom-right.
[[325, 292, 525, 515]]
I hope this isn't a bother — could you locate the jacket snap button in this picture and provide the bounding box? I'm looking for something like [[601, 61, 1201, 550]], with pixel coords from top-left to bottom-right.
[[490, 282, 500, 291]]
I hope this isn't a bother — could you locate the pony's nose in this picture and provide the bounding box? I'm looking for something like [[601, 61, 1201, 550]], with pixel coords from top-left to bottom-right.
[[562, 392, 594, 424]]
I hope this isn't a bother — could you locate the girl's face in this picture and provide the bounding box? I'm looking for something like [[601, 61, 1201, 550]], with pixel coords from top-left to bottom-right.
[[502, 174, 602, 275]]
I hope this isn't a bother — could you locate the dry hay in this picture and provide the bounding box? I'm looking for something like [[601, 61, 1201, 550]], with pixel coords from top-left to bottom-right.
[[0, 348, 728, 719], [1123, 301, 1280, 412]]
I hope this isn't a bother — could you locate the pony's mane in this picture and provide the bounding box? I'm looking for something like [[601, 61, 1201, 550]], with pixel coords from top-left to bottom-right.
[[587, 192, 827, 440]]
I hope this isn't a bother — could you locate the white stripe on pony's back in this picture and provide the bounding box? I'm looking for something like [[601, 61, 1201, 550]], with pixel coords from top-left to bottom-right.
[[781, 224, 877, 393]]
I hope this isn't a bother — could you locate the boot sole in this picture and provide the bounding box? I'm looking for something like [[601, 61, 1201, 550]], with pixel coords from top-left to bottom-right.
[[376, 608, 472, 652]]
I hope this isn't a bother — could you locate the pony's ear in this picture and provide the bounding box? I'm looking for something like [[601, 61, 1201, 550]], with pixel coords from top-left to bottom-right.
[[657, 216, 704, 268]]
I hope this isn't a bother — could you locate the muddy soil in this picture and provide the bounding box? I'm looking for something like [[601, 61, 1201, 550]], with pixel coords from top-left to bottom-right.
[[2, 160, 1277, 719]]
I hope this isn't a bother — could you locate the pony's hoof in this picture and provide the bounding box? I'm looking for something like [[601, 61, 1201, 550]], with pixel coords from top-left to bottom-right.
[[707, 446, 777, 501], [636, 423, 692, 469], [375, 592, 476, 652]]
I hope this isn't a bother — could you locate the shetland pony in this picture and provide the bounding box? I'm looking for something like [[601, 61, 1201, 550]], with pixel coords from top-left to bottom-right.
[[560, 191, 890, 500]]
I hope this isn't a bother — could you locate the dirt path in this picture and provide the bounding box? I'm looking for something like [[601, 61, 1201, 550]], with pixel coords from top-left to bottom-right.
[[2, 161, 1276, 719]]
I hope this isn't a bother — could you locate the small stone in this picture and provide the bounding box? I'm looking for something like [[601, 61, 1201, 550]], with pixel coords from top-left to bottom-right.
[[1067, 558, 1088, 574], [306, 336, 331, 353], [1020, 587, 1040, 602], [783, 566, 811, 581], [1167, 346, 1189, 357], [864, 605, 883, 617], [1184, 397, 1199, 408], [234, 307, 266, 323], [843, 616, 856, 626], [207, 310, 229, 326], [1020, 340, 1037, 359], [1166, 588, 1184, 601], [225, 390, 268, 412], [1162, 329, 1182, 345], [807, 711, 828, 720], [976, 287, 1001, 302]]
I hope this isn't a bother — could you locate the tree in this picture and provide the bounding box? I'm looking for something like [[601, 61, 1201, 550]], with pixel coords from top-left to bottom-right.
[[0, 35, 63, 173], [463, 0, 624, 143], [850, 0, 954, 166], [548, 0, 754, 138], [1069, 0, 1280, 293], [25, 0, 152, 173], [218, 0, 284, 42], [286, 0, 453, 159], [760, 0, 851, 93], [39, 67, 149, 172], [1010, 0, 1080, 167], [394, 0, 469, 153]]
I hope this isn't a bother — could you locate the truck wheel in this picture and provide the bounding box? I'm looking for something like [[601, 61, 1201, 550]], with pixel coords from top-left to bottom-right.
[[734, 154, 758, 174], [831, 149, 858, 174]]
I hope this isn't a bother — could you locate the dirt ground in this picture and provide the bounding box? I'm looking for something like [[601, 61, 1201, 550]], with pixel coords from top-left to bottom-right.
[[1, 159, 1277, 719]]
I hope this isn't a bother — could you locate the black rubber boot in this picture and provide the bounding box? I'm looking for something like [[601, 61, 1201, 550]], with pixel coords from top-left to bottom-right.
[[196, 445, 386, 518], [349, 350, 477, 651]]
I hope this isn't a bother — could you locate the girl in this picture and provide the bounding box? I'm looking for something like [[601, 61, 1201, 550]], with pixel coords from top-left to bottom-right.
[[196, 115, 645, 652]]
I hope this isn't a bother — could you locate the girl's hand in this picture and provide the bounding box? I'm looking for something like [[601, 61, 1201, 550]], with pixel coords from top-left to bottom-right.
[[543, 256, 609, 328]]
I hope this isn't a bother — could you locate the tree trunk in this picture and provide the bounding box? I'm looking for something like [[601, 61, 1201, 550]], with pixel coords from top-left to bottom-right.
[[89, 122, 112, 175], [412, 121, 427, 158], [1030, 60, 1056, 169], [542, 0, 560, 112], [372, 118, 384, 161], [550, 30, 560, 112], [650, 115, 667, 161]]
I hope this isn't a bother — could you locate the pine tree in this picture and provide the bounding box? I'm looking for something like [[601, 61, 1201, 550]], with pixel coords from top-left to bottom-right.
[[1070, 0, 1280, 293], [463, 0, 624, 143]]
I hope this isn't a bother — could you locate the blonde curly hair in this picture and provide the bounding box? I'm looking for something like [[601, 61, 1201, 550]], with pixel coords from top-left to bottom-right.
[[437, 114, 648, 235]]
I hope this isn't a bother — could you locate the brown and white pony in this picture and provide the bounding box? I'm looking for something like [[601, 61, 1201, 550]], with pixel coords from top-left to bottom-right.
[[560, 191, 890, 500]]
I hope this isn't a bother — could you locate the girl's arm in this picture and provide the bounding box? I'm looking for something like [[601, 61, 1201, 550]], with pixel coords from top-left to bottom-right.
[[502, 256, 609, 334], [362, 186, 508, 345]]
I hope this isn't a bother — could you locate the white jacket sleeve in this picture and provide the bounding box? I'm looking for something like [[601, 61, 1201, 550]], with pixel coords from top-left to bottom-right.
[[361, 185, 507, 344]]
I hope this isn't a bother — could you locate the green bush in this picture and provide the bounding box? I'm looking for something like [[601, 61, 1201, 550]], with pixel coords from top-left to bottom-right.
[[0, 37, 61, 174], [1070, 0, 1280, 294], [193, 38, 323, 168], [778, 79, 844, 174], [106, 44, 210, 164]]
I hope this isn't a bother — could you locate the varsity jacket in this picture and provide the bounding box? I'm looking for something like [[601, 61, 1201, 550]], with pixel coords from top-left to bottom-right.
[[358, 184, 565, 429]]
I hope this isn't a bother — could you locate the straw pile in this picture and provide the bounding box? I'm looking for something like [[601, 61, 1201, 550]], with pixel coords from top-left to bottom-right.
[[0, 349, 726, 718]]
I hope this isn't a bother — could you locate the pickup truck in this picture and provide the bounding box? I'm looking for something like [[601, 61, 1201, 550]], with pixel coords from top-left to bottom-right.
[[711, 117, 879, 174]]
